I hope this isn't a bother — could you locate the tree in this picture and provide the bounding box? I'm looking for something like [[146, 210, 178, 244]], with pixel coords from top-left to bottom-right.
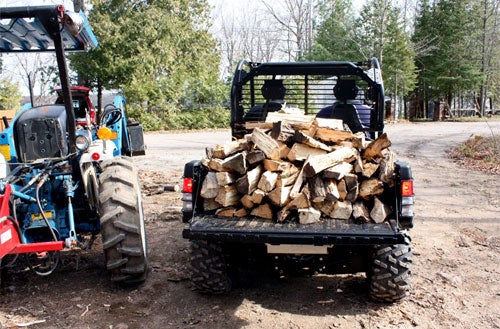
[[0, 77, 22, 110], [349, 1, 416, 117], [69, 0, 224, 115], [304, 0, 361, 61], [262, 0, 315, 60], [413, 0, 485, 118], [380, 5, 417, 119], [478, 0, 500, 115], [307, 0, 417, 118]]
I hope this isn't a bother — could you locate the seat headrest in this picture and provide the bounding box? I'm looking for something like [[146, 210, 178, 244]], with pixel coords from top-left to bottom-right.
[[261, 79, 286, 100], [334, 79, 358, 100]]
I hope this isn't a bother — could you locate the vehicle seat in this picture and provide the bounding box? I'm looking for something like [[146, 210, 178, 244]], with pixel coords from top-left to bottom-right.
[[244, 79, 286, 121], [329, 79, 364, 133]]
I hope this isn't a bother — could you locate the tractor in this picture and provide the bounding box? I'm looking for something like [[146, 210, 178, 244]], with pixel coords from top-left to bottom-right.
[[0, 5, 148, 285]]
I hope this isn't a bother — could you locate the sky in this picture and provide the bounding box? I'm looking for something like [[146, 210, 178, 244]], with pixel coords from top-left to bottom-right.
[[2, 0, 368, 95]]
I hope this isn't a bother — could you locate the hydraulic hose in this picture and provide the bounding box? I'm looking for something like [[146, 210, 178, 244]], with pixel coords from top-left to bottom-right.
[[35, 177, 58, 242]]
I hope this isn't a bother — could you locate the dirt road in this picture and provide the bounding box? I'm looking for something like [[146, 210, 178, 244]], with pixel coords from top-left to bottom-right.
[[1, 121, 499, 329]]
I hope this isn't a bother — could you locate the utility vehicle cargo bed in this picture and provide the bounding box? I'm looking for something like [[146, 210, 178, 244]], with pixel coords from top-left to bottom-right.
[[183, 216, 405, 245]]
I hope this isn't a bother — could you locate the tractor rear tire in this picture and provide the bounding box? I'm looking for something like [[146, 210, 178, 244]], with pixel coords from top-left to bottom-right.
[[368, 235, 412, 302], [98, 156, 149, 285], [189, 240, 231, 294]]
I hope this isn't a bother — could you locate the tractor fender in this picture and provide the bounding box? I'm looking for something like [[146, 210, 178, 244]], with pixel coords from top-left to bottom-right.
[[79, 140, 117, 210], [79, 162, 99, 211]]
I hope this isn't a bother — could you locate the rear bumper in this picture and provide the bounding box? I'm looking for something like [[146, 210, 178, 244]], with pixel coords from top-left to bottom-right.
[[183, 216, 406, 245]]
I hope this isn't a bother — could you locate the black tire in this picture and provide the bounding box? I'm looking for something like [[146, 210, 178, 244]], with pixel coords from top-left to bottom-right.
[[189, 240, 231, 294], [98, 156, 149, 285], [368, 235, 412, 302]]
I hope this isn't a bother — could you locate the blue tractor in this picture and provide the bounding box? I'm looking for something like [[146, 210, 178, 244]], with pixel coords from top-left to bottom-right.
[[0, 5, 148, 285]]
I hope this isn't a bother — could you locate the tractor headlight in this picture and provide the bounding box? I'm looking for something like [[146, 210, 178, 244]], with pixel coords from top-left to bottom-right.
[[75, 134, 90, 151]]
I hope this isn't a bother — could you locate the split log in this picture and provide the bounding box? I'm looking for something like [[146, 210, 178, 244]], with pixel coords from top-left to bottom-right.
[[246, 150, 266, 165], [236, 164, 263, 195], [303, 147, 357, 177], [324, 179, 340, 202], [258, 171, 278, 192], [287, 143, 327, 162], [289, 157, 309, 198], [216, 172, 236, 186], [293, 130, 332, 152], [216, 207, 236, 217], [323, 162, 353, 180], [331, 201, 353, 219], [240, 194, 255, 209], [215, 185, 240, 207], [250, 189, 266, 204], [222, 151, 247, 174], [308, 175, 326, 203], [314, 127, 356, 144], [379, 149, 396, 186], [363, 133, 391, 161], [288, 187, 310, 209], [358, 178, 384, 200], [268, 185, 292, 207], [204, 198, 221, 211], [318, 200, 352, 220], [353, 154, 364, 174], [265, 112, 315, 130], [251, 128, 281, 160], [277, 186, 310, 222], [251, 203, 274, 220], [234, 208, 248, 217], [276, 170, 299, 188], [200, 172, 219, 199], [371, 197, 390, 223], [213, 140, 247, 159], [352, 201, 371, 224], [278, 142, 290, 159], [271, 121, 295, 142], [207, 158, 229, 172], [298, 207, 321, 224], [245, 121, 273, 130], [343, 173, 359, 202], [315, 117, 344, 128], [339, 141, 354, 148], [263, 159, 295, 172], [362, 162, 380, 178], [337, 179, 347, 201]]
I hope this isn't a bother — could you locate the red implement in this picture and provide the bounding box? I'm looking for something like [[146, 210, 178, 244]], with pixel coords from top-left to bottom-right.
[[0, 185, 63, 258]]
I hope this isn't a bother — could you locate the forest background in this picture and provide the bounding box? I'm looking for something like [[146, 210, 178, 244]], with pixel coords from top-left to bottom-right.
[[0, 0, 499, 131]]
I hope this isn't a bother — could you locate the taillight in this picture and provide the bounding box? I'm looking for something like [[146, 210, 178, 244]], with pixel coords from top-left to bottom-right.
[[182, 177, 194, 213], [91, 152, 100, 161], [183, 177, 193, 193], [400, 179, 414, 218], [401, 180, 414, 197]]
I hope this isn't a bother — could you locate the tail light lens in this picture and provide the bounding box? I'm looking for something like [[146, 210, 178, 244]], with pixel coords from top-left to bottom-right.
[[401, 180, 414, 197], [182, 177, 193, 212], [183, 177, 193, 193], [400, 179, 414, 218]]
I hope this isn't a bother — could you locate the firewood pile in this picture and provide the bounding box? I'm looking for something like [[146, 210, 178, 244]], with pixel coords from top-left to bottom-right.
[[200, 115, 396, 225]]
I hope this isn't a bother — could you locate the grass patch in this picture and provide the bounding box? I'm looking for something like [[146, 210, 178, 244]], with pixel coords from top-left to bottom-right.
[[449, 134, 500, 175]]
